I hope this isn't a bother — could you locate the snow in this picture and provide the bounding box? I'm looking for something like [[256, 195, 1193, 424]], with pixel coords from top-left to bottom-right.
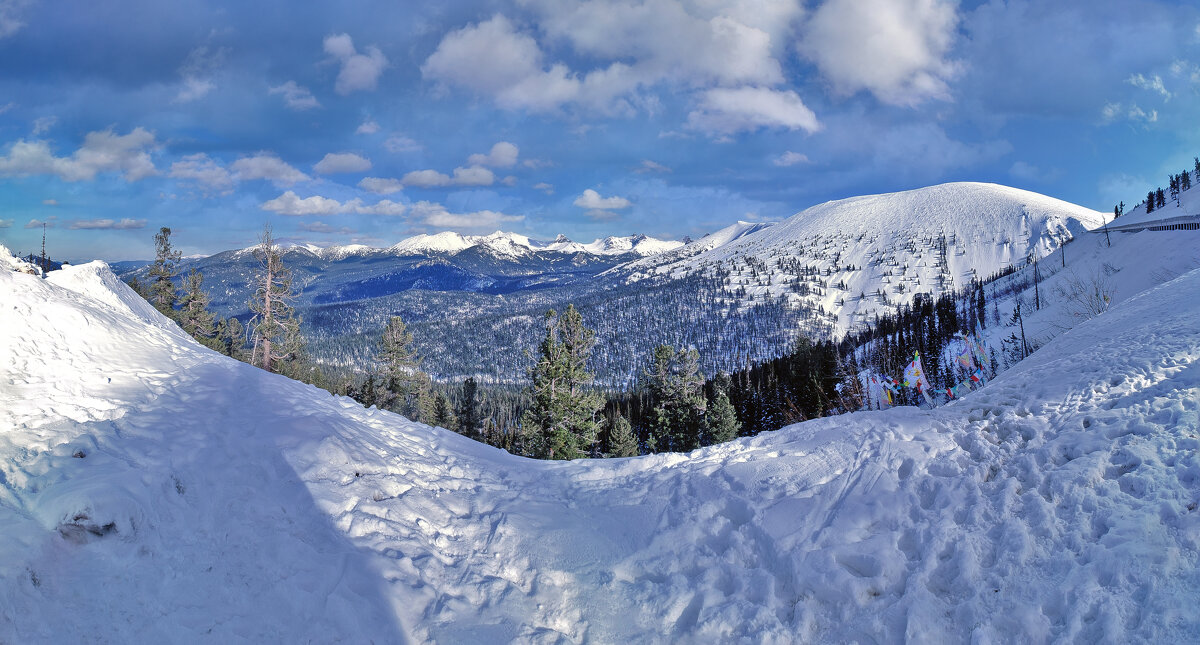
[[328, 231, 682, 259], [618, 183, 1107, 336], [2, 240, 1199, 642]]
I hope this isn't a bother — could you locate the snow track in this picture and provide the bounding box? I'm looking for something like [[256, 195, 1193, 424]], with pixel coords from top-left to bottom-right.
[[1, 246, 1198, 642]]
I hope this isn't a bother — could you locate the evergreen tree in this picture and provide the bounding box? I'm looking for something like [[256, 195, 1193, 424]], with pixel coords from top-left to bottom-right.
[[1156, 188, 1166, 209], [248, 225, 304, 374], [148, 227, 182, 317], [456, 377, 482, 438], [1183, 170, 1192, 191], [217, 317, 246, 359], [1147, 191, 1155, 213], [376, 315, 429, 415], [434, 393, 458, 431], [644, 344, 707, 452], [605, 414, 639, 458], [177, 269, 220, 349], [704, 372, 741, 445], [521, 305, 603, 459]]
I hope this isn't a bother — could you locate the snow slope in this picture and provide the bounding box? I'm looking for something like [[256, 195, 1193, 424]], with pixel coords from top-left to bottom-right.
[[618, 183, 1106, 336], [2, 244, 1198, 642]]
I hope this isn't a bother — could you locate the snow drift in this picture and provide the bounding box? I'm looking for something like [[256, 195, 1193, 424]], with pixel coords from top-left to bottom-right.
[[1, 244, 1198, 642]]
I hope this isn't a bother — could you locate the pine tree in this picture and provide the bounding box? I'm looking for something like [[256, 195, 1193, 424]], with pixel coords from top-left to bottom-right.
[[148, 227, 182, 317], [704, 372, 741, 445], [456, 377, 482, 438], [605, 414, 639, 457], [376, 315, 429, 415], [1147, 191, 1155, 213], [434, 393, 458, 431], [1156, 188, 1166, 209], [177, 269, 220, 348], [217, 317, 246, 359], [248, 225, 303, 374], [521, 305, 603, 459], [644, 344, 707, 452]]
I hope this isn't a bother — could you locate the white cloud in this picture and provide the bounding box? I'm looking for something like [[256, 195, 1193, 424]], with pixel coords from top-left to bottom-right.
[[0, 0, 32, 39], [799, 0, 958, 105], [686, 87, 820, 135], [410, 200, 523, 230], [451, 165, 494, 186], [1127, 73, 1171, 100], [358, 177, 404, 195], [356, 119, 381, 134], [299, 221, 356, 235], [261, 191, 407, 216], [467, 141, 519, 167], [773, 151, 812, 167], [31, 116, 56, 135], [423, 15, 581, 113], [0, 218, 11, 228], [231, 153, 310, 185], [401, 169, 451, 188], [401, 166, 495, 188], [384, 135, 420, 153], [0, 127, 158, 182], [314, 152, 372, 174], [1127, 104, 1158, 124], [70, 218, 146, 230], [42, 199, 56, 205], [170, 153, 235, 194], [635, 160, 671, 174], [174, 45, 227, 103], [324, 33, 388, 95], [576, 188, 633, 211], [533, 182, 554, 195], [269, 81, 321, 110]]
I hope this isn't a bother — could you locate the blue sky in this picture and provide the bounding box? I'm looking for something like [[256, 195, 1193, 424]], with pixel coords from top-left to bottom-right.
[[0, 0, 1198, 261]]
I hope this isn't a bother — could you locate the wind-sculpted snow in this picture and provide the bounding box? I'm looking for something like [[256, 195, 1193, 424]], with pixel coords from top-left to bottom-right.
[[1, 244, 1198, 642]]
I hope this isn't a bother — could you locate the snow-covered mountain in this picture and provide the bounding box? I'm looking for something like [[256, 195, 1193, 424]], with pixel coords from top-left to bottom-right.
[[270, 230, 685, 260], [616, 182, 1106, 335], [3, 240, 1198, 642]]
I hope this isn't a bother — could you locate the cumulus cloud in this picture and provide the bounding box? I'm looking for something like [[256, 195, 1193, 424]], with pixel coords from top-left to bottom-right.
[[269, 81, 321, 110], [574, 188, 631, 218], [401, 166, 494, 188], [384, 135, 420, 153], [324, 33, 388, 95], [773, 151, 812, 167], [314, 152, 371, 174], [231, 153, 310, 185], [0, 218, 11, 228], [686, 87, 820, 135], [410, 200, 523, 229], [799, 0, 958, 105], [70, 218, 147, 230], [533, 182, 554, 195], [467, 141, 519, 167], [25, 219, 54, 229], [358, 177, 404, 194], [170, 153, 235, 194], [0, 127, 158, 182], [356, 119, 381, 134], [261, 191, 407, 216]]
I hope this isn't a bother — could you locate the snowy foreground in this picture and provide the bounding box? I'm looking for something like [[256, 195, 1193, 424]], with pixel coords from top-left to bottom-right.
[[2, 246, 1199, 643]]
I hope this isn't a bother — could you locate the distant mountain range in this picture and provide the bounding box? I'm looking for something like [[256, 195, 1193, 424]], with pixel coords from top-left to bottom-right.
[[118, 182, 1104, 384]]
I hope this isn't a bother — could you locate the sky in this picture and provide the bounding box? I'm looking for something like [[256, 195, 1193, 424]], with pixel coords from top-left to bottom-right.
[[0, 0, 1198, 261]]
